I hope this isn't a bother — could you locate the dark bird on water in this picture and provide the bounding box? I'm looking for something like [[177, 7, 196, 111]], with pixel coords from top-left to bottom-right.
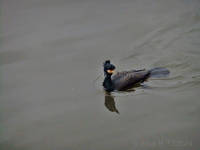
[[103, 60, 169, 92]]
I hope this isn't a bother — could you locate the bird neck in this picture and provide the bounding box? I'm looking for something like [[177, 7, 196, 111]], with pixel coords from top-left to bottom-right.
[[103, 74, 114, 92]]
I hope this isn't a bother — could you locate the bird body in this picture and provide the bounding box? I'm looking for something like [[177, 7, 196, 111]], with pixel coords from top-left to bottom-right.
[[112, 69, 150, 91], [103, 60, 169, 92]]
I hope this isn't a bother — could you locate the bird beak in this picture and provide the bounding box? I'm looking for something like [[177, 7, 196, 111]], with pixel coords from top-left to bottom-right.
[[107, 69, 115, 74]]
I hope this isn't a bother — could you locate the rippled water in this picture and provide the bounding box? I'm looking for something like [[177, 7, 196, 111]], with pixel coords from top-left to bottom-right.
[[1, 0, 200, 150]]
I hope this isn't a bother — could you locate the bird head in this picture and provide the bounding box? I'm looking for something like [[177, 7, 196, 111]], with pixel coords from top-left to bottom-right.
[[103, 60, 115, 76]]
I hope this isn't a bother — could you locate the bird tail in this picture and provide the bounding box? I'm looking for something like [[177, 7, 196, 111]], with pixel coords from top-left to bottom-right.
[[149, 67, 170, 78]]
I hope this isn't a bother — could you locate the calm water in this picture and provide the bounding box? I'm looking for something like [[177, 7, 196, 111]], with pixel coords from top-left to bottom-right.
[[1, 0, 200, 150]]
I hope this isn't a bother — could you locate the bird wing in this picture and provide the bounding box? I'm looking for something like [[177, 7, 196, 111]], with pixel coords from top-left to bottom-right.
[[112, 69, 146, 81], [112, 70, 150, 90]]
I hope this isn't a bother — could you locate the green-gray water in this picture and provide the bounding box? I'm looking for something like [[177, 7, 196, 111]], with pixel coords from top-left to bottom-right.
[[1, 0, 200, 150]]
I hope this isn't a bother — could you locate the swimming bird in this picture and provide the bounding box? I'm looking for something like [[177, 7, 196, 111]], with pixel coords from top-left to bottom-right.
[[103, 60, 169, 92]]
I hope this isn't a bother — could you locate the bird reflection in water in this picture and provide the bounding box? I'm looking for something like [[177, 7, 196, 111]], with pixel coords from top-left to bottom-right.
[[104, 92, 119, 114], [104, 87, 141, 114]]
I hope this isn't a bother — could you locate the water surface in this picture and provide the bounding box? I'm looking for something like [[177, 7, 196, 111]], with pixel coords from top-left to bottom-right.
[[1, 0, 200, 150]]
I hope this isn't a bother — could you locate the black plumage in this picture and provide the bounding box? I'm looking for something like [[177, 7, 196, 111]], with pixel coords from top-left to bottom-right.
[[112, 69, 150, 91], [103, 60, 169, 92]]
